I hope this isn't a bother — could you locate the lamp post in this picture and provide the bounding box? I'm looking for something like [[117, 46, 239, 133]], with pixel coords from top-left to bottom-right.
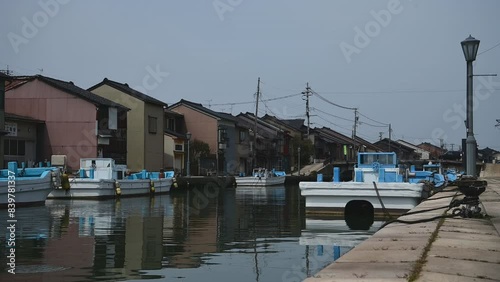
[[298, 146, 301, 176], [461, 35, 480, 177], [186, 132, 191, 177]]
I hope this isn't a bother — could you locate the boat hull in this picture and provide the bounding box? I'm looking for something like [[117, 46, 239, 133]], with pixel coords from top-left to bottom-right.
[[0, 173, 54, 207], [300, 181, 424, 215], [48, 178, 172, 199], [235, 176, 285, 187]]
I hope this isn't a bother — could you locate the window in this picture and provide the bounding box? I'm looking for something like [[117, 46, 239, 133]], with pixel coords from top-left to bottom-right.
[[166, 118, 175, 131], [148, 116, 157, 134], [239, 130, 247, 143], [175, 144, 183, 151], [4, 139, 25, 156]]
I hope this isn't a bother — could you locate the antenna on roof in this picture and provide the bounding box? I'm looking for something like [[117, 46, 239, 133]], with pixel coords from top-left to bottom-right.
[[37, 68, 43, 74], [1, 65, 13, 75], [206, 99, 212, 109]]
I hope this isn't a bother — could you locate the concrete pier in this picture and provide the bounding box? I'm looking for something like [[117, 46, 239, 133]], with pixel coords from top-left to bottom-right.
[[305, 177, 500, 281]]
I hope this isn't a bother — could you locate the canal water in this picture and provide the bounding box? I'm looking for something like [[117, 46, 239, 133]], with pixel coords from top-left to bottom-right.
[[1, 184, 380, 282]]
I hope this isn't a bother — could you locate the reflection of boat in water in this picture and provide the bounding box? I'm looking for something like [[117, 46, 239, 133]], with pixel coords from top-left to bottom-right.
[[300, 218, 381, 248], [0, 205, 51, 240], [235, 184, 285, 205], [46, 195, 173, 237], [299, 218, 382, 270]]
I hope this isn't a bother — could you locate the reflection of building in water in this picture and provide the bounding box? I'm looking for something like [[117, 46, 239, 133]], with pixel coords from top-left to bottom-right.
[[41, 222, 95, 282], [164, 186, 302, 269], [167, 194, 219, 268], [124, 215, 164, 271]]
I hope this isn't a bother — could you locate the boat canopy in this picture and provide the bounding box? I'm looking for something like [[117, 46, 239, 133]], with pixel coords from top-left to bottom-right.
[[357, 152, 397, 169]]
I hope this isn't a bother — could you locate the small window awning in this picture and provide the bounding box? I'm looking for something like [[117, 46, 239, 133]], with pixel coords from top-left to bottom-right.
[[98, 134, 113, 138]]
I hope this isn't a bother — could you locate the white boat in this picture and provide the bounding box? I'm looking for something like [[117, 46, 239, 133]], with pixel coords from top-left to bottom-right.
[[300, 152, 424, 216], [1, 162, 60, 207], [48, 158, 173, 199], [234, 168, 286, 187]]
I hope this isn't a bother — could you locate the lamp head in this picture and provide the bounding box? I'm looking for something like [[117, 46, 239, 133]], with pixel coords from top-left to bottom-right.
[[461, 35, 480, 62]]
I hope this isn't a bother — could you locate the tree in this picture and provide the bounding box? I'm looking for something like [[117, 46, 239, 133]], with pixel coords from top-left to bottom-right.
[[188, 139, 211, 176], [291, 136, 314, 168]]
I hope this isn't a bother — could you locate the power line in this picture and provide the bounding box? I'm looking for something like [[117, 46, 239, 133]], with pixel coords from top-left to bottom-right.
[[314, 115, 354, 133], [478, 41, 500, 56], [210, 92, 302, 106], [358, 112, 389, 126], [360, 120, 389, 128], [310, 89, 357, 110], [311, 107, 354, 122], [312, 88, 500, 95]]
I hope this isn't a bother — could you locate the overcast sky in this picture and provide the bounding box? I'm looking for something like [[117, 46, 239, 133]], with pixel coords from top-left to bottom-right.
[[2, 0, 499, 150]]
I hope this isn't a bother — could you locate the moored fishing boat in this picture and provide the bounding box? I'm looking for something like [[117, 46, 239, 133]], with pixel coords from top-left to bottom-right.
[[235, 168, 286, 187], [300, 152, 425, 217], [1, 162, 60, 207], [48, 158, 173, 199]]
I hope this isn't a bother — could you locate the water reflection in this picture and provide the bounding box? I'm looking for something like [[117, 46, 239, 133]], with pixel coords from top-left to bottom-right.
[[0, 184, 376, 282]]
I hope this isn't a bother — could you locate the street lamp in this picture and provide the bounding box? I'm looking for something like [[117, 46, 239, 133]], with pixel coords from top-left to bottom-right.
[[298, 146, 301, 176], [186, 132, 191, 177], [461, 35, 480, 176]]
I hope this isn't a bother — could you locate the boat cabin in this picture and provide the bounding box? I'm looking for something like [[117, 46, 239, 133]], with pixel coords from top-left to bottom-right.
[[354, 152, 403, 183], [79, 158, 128, 180]]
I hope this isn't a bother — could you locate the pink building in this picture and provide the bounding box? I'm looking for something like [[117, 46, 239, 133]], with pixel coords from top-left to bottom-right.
[[6, 75, 128, 170]]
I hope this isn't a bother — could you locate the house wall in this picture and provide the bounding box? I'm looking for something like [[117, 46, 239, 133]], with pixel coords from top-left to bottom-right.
[[219, 120, 237, 174], [164, 135, 175, 168], [143, 102, 164, 171], [170, 105, 218, 153], [90, 84, 145, 171], [6, 79, 97, 170], [164, 135, 186, 174], [3, 118, 38, 166]]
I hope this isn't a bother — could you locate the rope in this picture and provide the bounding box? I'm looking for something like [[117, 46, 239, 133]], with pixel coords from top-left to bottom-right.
[[373, 181, 392, 220]]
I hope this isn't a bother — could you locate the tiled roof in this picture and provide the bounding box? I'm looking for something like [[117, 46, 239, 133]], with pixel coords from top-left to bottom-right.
[[5, 112, 45, 123], [89, 78, 167, 107], [236, 112, 281, 139], [8, 75, 129, 110], [164, 129, 186, 139], [317, 127, 353, 144], [169, 99, 237, 122], [263, 114, 306, 132]]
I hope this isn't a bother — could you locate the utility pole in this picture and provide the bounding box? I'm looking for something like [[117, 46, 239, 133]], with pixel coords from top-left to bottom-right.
[[303, 83, 312, 138], [352, 108, 358, 151], [253, 77, 260, 169], [388, 123, 392, 151]]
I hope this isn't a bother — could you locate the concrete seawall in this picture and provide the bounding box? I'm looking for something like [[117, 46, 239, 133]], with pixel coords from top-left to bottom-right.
[[480, 163, 500, 177], [305, 178, 500, 281]]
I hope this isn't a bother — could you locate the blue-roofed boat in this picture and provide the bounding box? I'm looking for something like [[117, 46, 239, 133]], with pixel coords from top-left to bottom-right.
[[407, 162, 446, 189], [1, 162, 60, 207], [48, 158, 173, 199], [299, 152, 424, 217]]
